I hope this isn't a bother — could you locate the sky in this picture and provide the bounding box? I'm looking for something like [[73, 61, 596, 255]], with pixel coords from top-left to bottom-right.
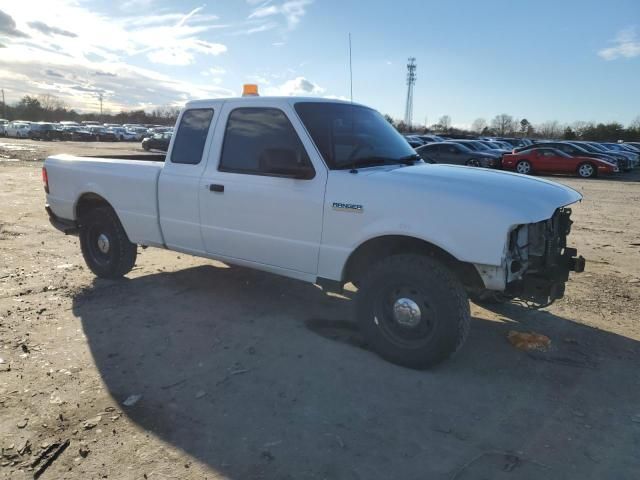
[[0, 0, 639, 127]]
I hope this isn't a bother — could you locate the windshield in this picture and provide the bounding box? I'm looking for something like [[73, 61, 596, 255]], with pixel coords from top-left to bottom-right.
[[458, 142, 480, 151], [586, 143, 608, 152], [469, 141, 490, 151], [294, 102, 417, 169]]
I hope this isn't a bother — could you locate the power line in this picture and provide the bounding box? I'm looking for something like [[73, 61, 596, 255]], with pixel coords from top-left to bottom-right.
[[404, 57, 416, 127]]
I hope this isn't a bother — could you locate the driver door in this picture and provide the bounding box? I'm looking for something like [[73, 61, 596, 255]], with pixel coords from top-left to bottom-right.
[[198, 101, 328, 276]]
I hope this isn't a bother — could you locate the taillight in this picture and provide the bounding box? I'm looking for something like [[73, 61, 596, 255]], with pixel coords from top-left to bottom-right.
[[42, 167, 49, 193]]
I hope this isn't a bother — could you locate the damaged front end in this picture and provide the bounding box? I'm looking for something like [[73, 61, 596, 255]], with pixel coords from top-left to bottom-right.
[[504, 208, 585, 307]]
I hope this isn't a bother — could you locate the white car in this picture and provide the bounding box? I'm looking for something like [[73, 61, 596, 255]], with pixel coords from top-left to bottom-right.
[[5, 121, 31, 138], [108, 127, 138, 141], [42, 93, 585, 369]]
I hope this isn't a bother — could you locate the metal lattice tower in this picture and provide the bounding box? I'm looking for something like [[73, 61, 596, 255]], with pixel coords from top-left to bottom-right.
[[404, 57, 416, 126]]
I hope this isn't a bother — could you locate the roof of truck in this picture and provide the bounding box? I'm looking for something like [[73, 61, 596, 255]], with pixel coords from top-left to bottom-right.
[[184, 96, 364, 109]]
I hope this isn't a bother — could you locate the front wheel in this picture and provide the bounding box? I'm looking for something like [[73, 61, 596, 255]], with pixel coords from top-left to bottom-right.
[[355, 255, 470, 369], [466, 158, 481, 167], [577, 162, 596, 178], [80, 206, 137, 279], [516, 160, 532, 175]]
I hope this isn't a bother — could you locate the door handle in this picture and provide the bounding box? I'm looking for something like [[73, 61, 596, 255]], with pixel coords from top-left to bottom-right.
[[209, 184, 224, 193]]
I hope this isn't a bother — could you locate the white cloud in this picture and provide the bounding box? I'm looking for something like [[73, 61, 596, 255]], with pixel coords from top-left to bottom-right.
[[202, 66, 227, 76], [2, 2, 228, 67], [265, 76, 324, 96], [0, 45, 234, 111], [0, 2, 231, 111], [247, 0, 313, 30], [598, 27, 640, 60]]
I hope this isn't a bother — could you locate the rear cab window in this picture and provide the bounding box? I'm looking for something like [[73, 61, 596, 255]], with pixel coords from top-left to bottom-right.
[[170, 109, 214, 165]]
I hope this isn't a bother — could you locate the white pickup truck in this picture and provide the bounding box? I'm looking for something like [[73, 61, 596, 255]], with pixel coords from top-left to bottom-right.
[[43, 95, 585, 369]]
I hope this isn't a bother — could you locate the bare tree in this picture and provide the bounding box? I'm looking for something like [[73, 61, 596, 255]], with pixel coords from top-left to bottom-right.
[[490, 114, 516, 136], [471, 118, 487, 133], [38, 94, 66, 112], [571, 121, 593, 138], [437, 115, 451, 131], [537, 121, 563, 139]]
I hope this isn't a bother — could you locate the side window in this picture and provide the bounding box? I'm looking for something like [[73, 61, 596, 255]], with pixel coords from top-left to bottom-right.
[[170, 109, 214, 165], [219, 108, 313, 177]]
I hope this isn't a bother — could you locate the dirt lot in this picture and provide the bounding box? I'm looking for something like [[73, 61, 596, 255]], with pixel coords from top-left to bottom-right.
[[1, 138, 639, 479]]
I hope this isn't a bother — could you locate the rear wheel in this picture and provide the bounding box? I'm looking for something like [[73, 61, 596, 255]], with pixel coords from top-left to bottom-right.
[[577, 162, 596, 178], [516, 160, 532, 174], [355, 254, 470, 369], [79, 206, 137, 279]]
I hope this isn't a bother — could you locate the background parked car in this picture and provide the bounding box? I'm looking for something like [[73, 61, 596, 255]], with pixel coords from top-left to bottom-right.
[[142, 132, 172, 151], [502, 147, 617, 178], [574, 141, 635, 170], [108, 127, 138, 141], [599, 142, 639, 168], [29, 123, 63, 141], [416, 142, 500, 168], [515, 141, 627, 171], [87, 126, 117, 141], [65, 126, 96, 141], [5, 121, 31, 138], [0, 119, 8, 136]]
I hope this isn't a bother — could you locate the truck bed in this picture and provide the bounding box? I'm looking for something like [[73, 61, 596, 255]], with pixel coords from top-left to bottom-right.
[[44, 154, 165, 247]]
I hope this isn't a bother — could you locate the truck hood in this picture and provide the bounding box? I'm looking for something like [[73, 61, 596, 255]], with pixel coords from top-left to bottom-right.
[[374, 163, 582, 224]]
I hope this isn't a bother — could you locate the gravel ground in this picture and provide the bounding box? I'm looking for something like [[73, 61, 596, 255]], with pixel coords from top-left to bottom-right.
[[1, 138, 639, 479]]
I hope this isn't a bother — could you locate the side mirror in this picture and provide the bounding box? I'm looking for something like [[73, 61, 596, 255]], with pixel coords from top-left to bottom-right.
[[259, 148, 314, 179]]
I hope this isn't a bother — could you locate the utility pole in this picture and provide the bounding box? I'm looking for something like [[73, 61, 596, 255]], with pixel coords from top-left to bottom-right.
[[1, 89, 5, 119], [98, 93, 103, 118], [404, 57, 416, 128]]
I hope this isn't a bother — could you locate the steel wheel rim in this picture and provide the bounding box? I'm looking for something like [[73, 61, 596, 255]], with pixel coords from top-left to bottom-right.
[[87, 225, 112, 266], [373, 283, 436, 348]]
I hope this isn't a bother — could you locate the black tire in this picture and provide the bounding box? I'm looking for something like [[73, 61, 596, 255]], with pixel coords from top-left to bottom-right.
[[355, 254, 470, 369], [516, 160, 532, 175], [577, 162, 596, 178], [79, 206, 137, 279], [142, 143, 150, 151]]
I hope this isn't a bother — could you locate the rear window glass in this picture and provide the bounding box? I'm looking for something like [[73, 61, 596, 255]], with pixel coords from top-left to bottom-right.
[[171, 109, 214, 165]]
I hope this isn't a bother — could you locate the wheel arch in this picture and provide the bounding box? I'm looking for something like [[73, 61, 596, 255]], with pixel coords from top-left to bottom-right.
[[75, 192, 116, 225], [342, 235, 485, 290]]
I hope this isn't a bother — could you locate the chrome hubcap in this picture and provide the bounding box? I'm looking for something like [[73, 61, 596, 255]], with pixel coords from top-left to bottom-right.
[[97, 233, 110, 254], [392, 298, 422, 327], [517, 162, 530, 173]]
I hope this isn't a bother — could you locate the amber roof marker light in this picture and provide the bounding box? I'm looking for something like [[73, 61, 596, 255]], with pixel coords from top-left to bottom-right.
[[242, 84, 259, 97]]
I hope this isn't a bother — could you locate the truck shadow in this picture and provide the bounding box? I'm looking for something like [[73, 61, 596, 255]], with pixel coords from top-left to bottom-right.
[[72, 264, 640, 479]]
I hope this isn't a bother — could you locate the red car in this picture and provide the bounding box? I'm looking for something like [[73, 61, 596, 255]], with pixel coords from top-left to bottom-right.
[[502, 147, 618, 178]]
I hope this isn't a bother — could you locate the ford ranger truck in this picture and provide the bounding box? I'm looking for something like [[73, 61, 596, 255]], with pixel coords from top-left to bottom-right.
[[43, 93, 585, 369]]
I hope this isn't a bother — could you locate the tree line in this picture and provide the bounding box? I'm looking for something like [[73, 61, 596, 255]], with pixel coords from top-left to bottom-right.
[[0, 95, 179, 126], [386, 113, 640, 142]]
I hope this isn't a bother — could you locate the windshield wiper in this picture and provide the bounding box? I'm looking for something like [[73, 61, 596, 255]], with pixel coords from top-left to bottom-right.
[[341, 154, 421, 170]]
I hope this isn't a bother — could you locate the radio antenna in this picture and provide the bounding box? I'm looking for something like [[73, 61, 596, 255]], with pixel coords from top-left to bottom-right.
[[348, 33, 353, 102]]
